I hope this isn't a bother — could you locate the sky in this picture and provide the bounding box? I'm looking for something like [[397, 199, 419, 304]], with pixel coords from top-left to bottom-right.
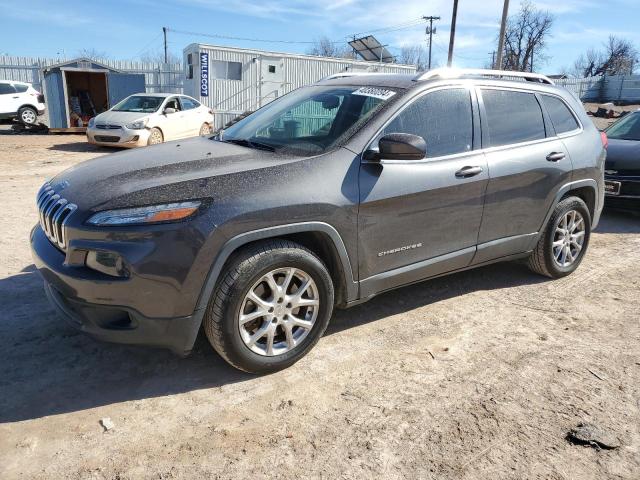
[[1, 0, 639, 73]]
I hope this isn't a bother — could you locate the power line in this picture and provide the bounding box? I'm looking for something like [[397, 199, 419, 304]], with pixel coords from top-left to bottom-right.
[[167, 27, 337, 45]]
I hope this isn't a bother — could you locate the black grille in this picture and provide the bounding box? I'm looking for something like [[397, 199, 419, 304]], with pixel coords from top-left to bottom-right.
[[36, 182, 77, 250], [95, 124, 121, 130], [94, 135, 120, 143]]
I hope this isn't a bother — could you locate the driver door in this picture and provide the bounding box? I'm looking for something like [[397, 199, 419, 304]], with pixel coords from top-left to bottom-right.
[[358, 87, 488, 296], [158, 96, 183, 141]]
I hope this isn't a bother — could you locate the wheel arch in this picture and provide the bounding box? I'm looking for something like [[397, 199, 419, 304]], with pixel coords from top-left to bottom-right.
[[531, 179, 598, 250], [195, 222, 358, 315]]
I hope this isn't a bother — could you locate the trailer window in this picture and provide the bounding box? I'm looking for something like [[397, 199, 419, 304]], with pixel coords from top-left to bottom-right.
[[212, 60, 242, 81]]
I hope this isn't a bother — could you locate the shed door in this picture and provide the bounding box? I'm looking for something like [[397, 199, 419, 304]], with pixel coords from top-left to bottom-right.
[[43, 71, 67, 128], [259, 56, 284, 107], [106, 73, 146, 107]]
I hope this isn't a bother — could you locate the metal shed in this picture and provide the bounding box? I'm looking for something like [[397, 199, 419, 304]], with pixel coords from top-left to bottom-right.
[[42, 58, 145, 132], [182, 43, 417, 127]]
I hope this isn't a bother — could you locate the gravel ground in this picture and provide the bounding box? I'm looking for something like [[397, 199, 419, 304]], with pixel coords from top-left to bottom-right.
[[0, 126, 639, 480]]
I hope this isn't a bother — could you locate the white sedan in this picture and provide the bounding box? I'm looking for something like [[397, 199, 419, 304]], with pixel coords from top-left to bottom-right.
[[87, 93, 214, 148]]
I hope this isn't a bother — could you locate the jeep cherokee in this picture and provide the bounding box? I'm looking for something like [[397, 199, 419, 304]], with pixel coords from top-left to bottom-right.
[[31, 68, 607, 373]]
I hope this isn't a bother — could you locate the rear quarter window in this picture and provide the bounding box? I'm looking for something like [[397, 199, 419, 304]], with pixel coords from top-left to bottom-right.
[[482, 89, 546, 147], [14, 84, 28, 93], [541, 95, 580, 134]]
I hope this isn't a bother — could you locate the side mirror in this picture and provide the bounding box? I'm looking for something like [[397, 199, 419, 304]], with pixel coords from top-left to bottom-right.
[[363, 133, 427, 162], [164, 107, 176, 115], [379, 133, 426, 160]]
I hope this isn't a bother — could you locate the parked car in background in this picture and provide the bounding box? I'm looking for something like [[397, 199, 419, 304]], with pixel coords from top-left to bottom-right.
[[87, 93, 214, 147], [603, 110, 640, 210], [0, 80, 45, 125], [31, 69, 606, 373]]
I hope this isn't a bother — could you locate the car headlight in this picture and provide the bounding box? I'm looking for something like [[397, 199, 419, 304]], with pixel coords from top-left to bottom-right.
[[125, 118, 148, 130], [88, 117, 96, 128], [86, 201, 202, 226]]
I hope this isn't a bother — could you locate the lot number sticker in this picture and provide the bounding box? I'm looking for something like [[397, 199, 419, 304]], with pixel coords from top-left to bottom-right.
[[352, 87, 396, 100]]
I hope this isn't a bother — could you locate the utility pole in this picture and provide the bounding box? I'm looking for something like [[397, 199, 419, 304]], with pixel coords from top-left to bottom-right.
[[496, 0, 510, 69], [530, 47, 534, 72], [489, 51, 496, 69], [447, 0, 459, 67], [163, 27, 168, 63], [423, 16, 441, 70]]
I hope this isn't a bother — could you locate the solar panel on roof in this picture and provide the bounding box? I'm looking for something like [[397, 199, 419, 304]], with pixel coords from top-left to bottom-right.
[[348, 35, 395, 63]]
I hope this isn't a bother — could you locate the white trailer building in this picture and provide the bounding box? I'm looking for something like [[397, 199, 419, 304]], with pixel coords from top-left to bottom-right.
[[182, 43, 417, 127]]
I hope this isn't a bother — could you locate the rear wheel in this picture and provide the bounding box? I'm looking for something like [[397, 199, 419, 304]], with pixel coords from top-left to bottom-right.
[[203, 239, 334, 374], [147, 127, 163, 146], [528, 196, 591, 278], [199, 122, 212, 136], [18, 106, 38, 125]]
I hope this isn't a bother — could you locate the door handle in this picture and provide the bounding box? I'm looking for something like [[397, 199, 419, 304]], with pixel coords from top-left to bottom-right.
[[455, 166, 483, 178], [546, 152, 565, 162], [12, 96, 19, 99]]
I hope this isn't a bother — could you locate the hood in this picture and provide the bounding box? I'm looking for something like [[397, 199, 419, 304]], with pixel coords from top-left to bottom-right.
[[94, 110, 151, 126], [50, 137, 302, 212], [605, 138, 640, 176]]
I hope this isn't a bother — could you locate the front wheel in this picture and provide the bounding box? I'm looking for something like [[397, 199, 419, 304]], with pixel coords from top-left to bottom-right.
[[147, 127, 163, 146], [203, 240, 334, 374], [528, 196, 591, 278], [199, 122, 212, 136], [18, 106, 38, 125]]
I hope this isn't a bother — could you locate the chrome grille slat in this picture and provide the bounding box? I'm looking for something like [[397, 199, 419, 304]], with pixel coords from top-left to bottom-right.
[[36, 182, 77, 251]]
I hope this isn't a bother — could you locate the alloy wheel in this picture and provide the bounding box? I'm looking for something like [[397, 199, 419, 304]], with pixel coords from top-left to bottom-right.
[[238, 267, 319, 356], [21, 109, 36, 124], [552, 209, 585, 267]]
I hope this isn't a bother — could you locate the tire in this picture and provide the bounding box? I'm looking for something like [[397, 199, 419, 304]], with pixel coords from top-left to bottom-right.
[[203, 239, 334, 374], [528, 196, 591, 278], [18, 106, 38, 125], [199, 122, 212, 136], [147, 127, 163, 146]]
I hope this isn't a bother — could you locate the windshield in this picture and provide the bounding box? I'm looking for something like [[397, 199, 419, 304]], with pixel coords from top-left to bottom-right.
[[112, 96, 164, 113], [219, 85, 399, 155], [606, 112, 640, 141]]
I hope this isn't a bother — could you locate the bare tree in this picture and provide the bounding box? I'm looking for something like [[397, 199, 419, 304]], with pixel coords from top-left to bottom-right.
[[307, 36, 354, 59], [140, 49, 181, 64], [500, 1, 554, 72], [572, 36, 638, 77], [76, 48, 108, 61], [397, 45, 428, 71]]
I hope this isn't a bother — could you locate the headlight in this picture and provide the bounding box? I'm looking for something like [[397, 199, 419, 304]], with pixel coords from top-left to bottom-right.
[[125, 118, 148, 130], [88, 117, 96, 128], [86, 201, 202, 226]]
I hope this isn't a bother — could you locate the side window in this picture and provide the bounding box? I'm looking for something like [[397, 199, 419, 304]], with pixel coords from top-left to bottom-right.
[[380, 88, 473, 157], [181, 97, 200, 110], [541, 95, 580, 134], [0, 83, 16, 95], [14, 84, 28, 93], [481, 89, 545, 147], [165, 97, 181, 111], [211, 60, 242, 81]]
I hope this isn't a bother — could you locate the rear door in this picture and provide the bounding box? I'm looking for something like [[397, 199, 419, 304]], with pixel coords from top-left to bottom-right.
[[358, 87, 488, 295], [180, 96, 205, 136], [0, 82, 18, 114], [473, 87, 573, 263], [107, 73, 146, 107]]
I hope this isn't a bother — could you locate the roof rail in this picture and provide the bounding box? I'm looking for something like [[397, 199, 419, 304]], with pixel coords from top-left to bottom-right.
[[414, 68, 554, 85], [320, 71, 391, 81]]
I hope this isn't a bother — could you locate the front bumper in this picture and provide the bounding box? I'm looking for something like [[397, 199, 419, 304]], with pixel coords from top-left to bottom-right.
[[30, 225, 203, 355], [86, 126, 150, 148], [604, 175, 640, 210]]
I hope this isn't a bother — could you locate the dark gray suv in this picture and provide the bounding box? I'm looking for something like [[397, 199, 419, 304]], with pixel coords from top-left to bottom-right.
[[31, 69, 606, 373]]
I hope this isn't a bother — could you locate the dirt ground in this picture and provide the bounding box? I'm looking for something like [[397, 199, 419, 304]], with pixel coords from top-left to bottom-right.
[[0, 124, 639, 480]]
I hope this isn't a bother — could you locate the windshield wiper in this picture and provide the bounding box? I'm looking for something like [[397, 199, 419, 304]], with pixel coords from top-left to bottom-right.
[[222, 138, 276, 152]]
